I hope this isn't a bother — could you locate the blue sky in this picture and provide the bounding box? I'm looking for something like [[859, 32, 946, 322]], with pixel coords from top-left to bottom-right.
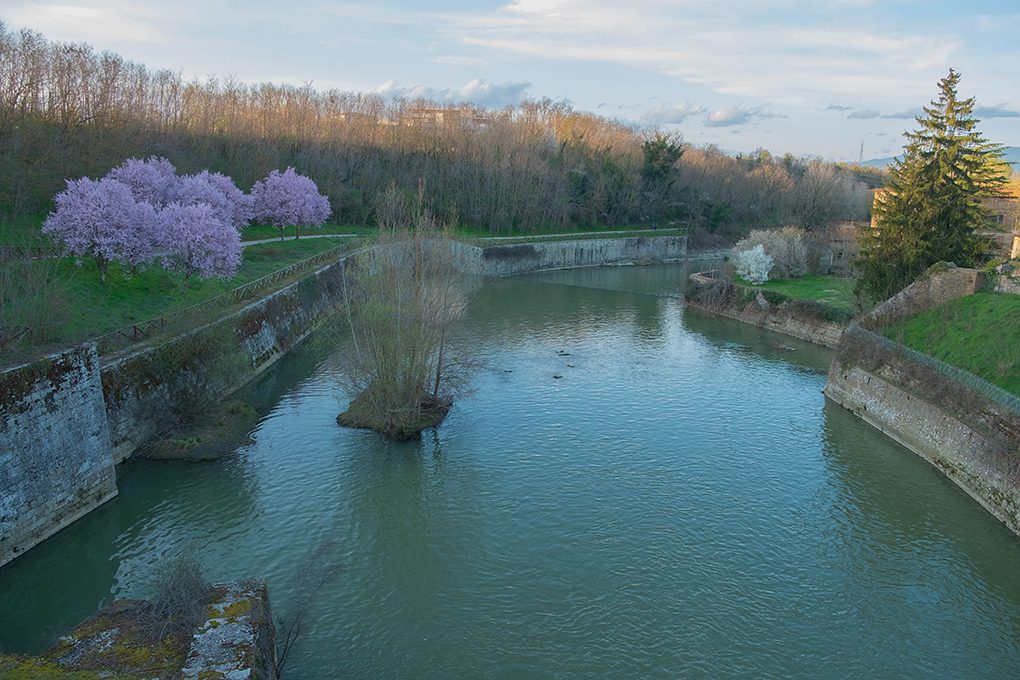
[[4, 0, 1018, 160]]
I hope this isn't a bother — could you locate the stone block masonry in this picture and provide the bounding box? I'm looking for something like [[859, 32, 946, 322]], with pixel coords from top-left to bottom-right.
[[0, 344, 116, 568], [102, 256, 346, 463], [477, 235, 688, 277], [0, 578, 277, 678], [824, 329, 1020, 535], [824, 267, 1020, 537]]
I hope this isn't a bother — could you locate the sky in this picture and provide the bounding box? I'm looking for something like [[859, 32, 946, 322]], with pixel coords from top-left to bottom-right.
[[3, 0, 1019, 161]]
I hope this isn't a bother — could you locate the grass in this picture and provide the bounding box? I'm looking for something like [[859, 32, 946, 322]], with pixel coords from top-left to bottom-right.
[[5, 238, 339, 355], [1, 213, 55, 248], [735, 274, 856, 312], [884, 291, 1020, 396]]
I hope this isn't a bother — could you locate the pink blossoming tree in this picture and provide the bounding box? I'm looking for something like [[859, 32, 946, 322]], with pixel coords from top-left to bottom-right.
[[157, 202, 242, 279], [251, 167, 331, 239], [169, 171, 254, 231], [105, 156, 178, 208], [42, 177, 159, 282]]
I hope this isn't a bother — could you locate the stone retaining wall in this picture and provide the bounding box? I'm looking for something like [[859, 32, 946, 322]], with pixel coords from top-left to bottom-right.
[[684, 273, 847, 349], [824, 328, 1020, 535], [862, 266, 984, 329], [995, 275, 1020, 295], [475, 235, 687, 277], [686, 294, 845, 348], [0, 344, 116, 568], [823, 267, 1020, 537], [103, 258, 345, 462]]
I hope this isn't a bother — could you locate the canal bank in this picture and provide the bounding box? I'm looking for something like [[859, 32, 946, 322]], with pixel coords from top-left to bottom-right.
[[823, 266, 1020, 536], [683, 271, 848, 348], [1, 235, 687, 568]]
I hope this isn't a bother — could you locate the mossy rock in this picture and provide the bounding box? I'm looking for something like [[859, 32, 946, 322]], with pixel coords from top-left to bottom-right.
[[39, 599, 190, 680]]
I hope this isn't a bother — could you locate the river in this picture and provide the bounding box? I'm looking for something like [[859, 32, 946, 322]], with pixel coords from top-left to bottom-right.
[[1, 264, 1019, 678]]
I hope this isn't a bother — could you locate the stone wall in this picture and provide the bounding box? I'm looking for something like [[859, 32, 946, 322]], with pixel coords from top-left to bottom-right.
[[823, 266, 1020, 536], [103, 257, 345, 462], [686, 293, 846, 348], [824, 327, 1020, 535], [995, 275, 1020, 295], [0, 344, 116, 567], [2, 578, 278, 679], [861, 265, 984, 329], [476, 235, 687, 277]]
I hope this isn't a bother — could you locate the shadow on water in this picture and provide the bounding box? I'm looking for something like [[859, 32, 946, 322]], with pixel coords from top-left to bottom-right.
[[811, 400, 1020, 676], [680, 303, 834, 374], [0, 337, 330, 655], [819, 398, 1020, 585]]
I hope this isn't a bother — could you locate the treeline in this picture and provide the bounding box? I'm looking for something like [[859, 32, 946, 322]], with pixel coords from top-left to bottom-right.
[[0, 21, 873, 233]]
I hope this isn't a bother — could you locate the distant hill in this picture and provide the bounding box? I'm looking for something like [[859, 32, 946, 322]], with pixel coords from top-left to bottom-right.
[[861, 146, 1020, 170]]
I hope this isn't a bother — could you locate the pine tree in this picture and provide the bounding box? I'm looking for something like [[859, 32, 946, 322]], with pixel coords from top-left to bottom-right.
[[856, 69, 1008, 300]]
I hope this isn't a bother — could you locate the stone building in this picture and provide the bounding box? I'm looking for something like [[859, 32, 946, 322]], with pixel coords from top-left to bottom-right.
[[870, 188, 1020, 259]]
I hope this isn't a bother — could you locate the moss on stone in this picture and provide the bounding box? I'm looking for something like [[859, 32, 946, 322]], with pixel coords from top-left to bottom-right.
[[0, 655, 137, 679], [219, 599, 253, 618]]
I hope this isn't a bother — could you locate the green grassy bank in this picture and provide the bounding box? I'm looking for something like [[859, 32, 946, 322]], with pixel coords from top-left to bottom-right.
[[884, 291, 1020, 396]]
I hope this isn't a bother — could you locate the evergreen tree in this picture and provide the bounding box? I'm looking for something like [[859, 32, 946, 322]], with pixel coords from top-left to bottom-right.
[[856, 69, 1008, 300]]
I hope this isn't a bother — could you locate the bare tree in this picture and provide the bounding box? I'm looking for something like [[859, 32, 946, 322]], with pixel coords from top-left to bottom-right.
[[336, 183, 473, 439]]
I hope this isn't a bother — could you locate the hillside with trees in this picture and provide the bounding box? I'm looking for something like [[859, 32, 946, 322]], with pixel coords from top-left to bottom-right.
[[0, 21, 870, 236]]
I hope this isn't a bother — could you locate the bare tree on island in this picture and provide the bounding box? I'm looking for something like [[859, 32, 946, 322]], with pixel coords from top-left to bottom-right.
[[336, 184, 473, 440]]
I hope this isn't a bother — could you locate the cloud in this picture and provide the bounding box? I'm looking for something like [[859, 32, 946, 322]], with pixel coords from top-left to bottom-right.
[[6, 1, 175, 43], [703, 105, 785, 127], [376, 78, 530, 108], [882, 107, 923, 119], [642, 102, 706, 124], [975, 104, 1020, 118], [847, 109, 881, 119], [826, 103, 854, 111], [445, 1, 962, 105]]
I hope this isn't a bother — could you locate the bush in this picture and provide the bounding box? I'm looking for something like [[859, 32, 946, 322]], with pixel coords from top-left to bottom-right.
[[139, 555, 210, 641], [734, 244, 774, 284], [733, 227, 808, 279]]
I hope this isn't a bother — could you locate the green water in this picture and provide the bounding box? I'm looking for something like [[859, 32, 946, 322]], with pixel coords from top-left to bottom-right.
[[2, 264, 1020, 678]]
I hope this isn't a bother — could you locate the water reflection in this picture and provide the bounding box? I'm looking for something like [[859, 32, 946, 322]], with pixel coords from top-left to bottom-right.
[[2, 264, 1020, 679]]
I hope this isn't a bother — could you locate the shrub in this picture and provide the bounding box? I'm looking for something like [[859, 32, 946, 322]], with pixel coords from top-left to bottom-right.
[[734, 244, 774, 284], [733, 227, 808, 279], [140, 555, 210, 641]]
